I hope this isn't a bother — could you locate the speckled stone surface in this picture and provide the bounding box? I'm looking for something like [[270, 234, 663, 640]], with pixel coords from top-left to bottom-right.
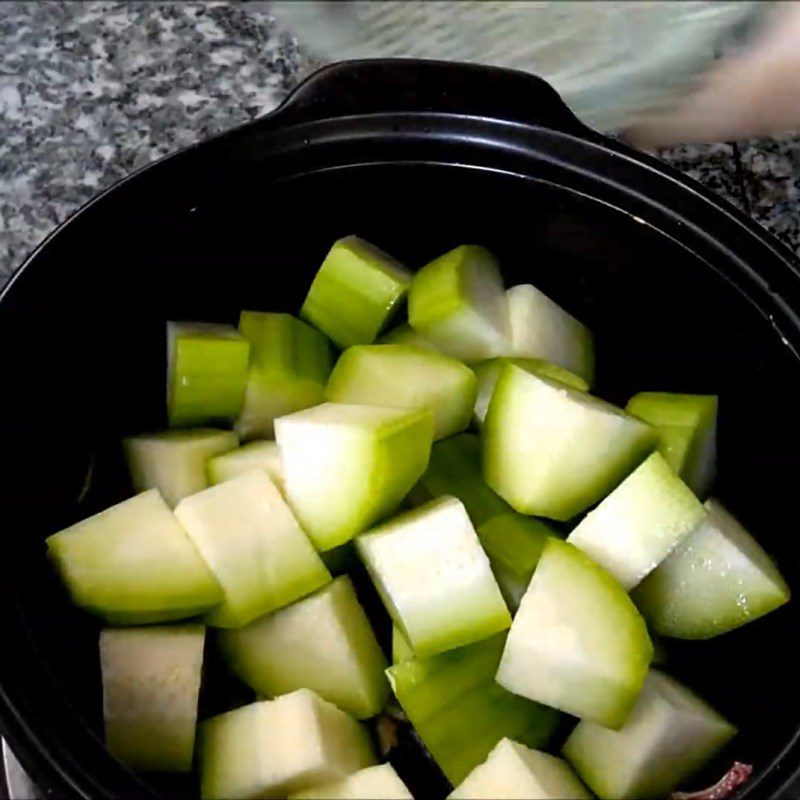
[[1, 1, 799, 288]]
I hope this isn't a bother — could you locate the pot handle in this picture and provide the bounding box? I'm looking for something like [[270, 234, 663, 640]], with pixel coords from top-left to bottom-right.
[[268, 58, 589, 134]]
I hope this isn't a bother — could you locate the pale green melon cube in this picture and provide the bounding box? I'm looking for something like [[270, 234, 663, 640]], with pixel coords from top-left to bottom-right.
[[219, 576, 388, 719], [449, 738, 591, 800], [563, 669, 736, 799], [275, 403, 433, 550], [357, 496, 510, 658], [236, 311, 333, 439], [301, 236, 412, 349], [506, 284, 594, 384], [325, 344, 477, 440], [408, 245, 512, 362], [392, 625, 414, 663], [289, 764, 413, 799], [174, 471, 330, 628], [124, 428, 238, 508], [101, 625, 205, 772], [484, 365, 655, 520], [497, 539, 652, 729], [200, 689, 376, 800], [167, 321, 250, 428], [378, 323, 440, 352], [633, 499, 790, 639], [46, 489, 222, 624], [567, 452, 705, 590], [207, 440, 284, 493]]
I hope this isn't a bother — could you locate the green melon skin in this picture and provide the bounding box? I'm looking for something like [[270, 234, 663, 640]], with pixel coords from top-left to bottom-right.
[[449, 738, 591, 800], [567, 451, 705, 590], [167, 321, 250, 428], [275, 403, 433, 551], [563, 669, 737, 800], [207, 440, 284, 493], [392, 625, 415, 663], [632, 499, 791, 639], [124, 428, 239, 508], [101, 625, 205, 772], [471, 356, 589, 427], [356, 496, 511, 658], [218, 576, 389, 719], [199, 689, 376, 800], [236, 311, 333, 439], [289, 764, 413, 800], [626, 392, 718, 496], [484, 365, 656, 520], [174, 471, 330, 628], [408, 245, 512, 362], [496, 539, 653, 729], [378, 323, 440, 352], [407, 433, 513, 527], [301, 236, 413, 350], [387, 633, 560, 787], [506, 284, 595, 385], [325, 344, 478, 440], [46, 489, 222, 624]]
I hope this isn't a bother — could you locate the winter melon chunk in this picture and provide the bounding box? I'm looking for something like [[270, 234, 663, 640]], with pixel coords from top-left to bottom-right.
[[289, 764, 413, 800]]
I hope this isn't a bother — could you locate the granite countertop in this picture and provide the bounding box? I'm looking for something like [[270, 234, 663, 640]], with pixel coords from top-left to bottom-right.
[[1, 0, 799, 287]]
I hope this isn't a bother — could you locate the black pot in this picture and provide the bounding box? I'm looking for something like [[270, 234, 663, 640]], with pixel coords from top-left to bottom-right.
[[1, 59, 799, 800]]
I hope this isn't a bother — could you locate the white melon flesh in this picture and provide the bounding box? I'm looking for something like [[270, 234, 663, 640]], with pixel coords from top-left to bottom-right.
[[236, 311, 333, 439], [563, 669, 737, 799], [199, 689, 376, 800], [626, 392, 718, 496], [449, 738, 591, 800], [46, 489, 222, 624], [408, 245, 512, 362], [207, 440, 284, 492], [124, 428, 238, 507], [174, 471, 330, 628], [633, 499, 790, 639], [219, 576, 389, 719], [497, 539, 652, 729], [275, 402, 433, 550], [325, 344, 477, 440], [356, 496, 510, 658], [568, 452, 705, 590], [101, 625, 205, 772], [167, 321, 250, 428], [289, 764, 413, 800], [484, 365, 655, 520]]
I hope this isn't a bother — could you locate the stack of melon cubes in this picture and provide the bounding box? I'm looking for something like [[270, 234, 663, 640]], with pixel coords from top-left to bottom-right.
[[46, 237, 791, 800]]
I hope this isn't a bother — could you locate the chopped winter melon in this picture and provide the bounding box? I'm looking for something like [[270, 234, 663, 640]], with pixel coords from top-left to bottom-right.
[[167, 321, 250, 428], [563, 669, 736, 799], [207, 440, 284, 492], [276, 403, 433, 550], [633, 499, 790, 639], [626, 392, 718, 496], [289, 764, 413, 800], [356, 496, 510, 658], [236, 312, 333, 439], [506, 284, 594, 384], [392, 625, 414, 663], [174, 471, 330, 628], [101, 625, 205, 772], [472, 357, 589, 426], [325, 344, 477, 440], [484, 365, 655, 520], [477, 514, 558, 613], [388, 633, 560, 786], [301, 236, 412, 349], [378, 323, 440, 352], [449, 738, 591, 800], [408, 245, 512, 362], [124, 428, 238, 508], [199, 689, 376, 800], [407, 433, 512, 527], [46, 489, 222, 624], [497, 539, 652, 729], [567, 452, 705, 590], [219, 576, 389, 719]]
